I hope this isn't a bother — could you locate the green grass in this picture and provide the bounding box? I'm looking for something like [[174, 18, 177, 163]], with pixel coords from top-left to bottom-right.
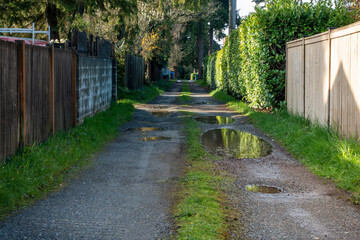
[[174, 114, 228, 239], [179, 84, 191, 103], [118, 80, 173, 103], [0, 82, 170, 218], [195, 80, 207, 88], [210, 89, 360, 203]]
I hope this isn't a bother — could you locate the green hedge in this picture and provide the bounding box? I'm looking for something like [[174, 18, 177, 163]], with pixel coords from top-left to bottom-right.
[[205, 0, 355, 108]]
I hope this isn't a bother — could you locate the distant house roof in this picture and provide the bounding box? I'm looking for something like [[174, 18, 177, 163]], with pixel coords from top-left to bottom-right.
[[0, 36, 48, 46]]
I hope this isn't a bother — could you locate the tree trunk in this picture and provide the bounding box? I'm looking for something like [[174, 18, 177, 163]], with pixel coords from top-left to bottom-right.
[[208, 24, 213, 56], [45, 3, 59, 40], [197, 22, 204, 79], [228, 0, 236, 35]]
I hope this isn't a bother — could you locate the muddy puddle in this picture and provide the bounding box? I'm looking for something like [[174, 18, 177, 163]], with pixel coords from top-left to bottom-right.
[[201, 129, 272, 158], [127, 127, 164, 132], [194, 116, 236, 124], [192, 102, 213, 105], [151, 111, 170, 117], [245, 185, 282, 194], [141, 136, 171, 141]]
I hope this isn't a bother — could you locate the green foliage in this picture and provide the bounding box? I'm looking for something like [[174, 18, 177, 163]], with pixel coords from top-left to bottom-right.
[[211, 89, 360, 204], [206, 52, 217, 89], [205, 0, 355, 108]]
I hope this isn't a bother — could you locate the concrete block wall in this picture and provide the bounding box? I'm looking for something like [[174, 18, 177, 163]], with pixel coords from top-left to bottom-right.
[[77, 56, 113, 121]]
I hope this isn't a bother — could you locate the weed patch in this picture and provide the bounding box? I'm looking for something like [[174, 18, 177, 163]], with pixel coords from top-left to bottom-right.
[[174, 115, 228, 239]]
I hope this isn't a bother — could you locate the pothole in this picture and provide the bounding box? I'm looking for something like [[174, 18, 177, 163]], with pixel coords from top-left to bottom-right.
[[194, 116, 236, 124], [127, 127, 164, 132], [192, 102, 213, 105], [201, 129, 272, 158], [151, 111, 170, 117], [141, 136, 171, 141], [245, 185, 282, 194]]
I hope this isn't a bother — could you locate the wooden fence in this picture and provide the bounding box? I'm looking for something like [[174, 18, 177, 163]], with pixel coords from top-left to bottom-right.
[[0, 40, 75, 159], [125, 53, 145, 90], [0, 29, 117, 160], [286, 21, 360, 138]]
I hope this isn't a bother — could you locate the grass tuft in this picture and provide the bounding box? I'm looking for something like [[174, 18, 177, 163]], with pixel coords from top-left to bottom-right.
[[179, 84, 191, 103], [174, 114, 228, 239]]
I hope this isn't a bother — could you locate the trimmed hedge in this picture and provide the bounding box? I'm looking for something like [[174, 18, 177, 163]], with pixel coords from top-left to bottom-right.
[[205, 0, 355, 108]]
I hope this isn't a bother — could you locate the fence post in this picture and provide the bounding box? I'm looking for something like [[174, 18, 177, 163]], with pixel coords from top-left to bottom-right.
[[327, 29, 332, 127], [49, 44, 55, 135], [302, 37, 306, 118], [16, 40, 26, 148], [72, 51, 77, 126]]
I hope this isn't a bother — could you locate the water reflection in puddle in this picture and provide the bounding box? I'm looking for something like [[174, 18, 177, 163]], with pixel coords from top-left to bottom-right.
[[245, 185, 282, 194], [201, 129, 272, 158], [151, 111, 170, 117], [194, 116, 236, 124], [127, 127, 164, 132], [141, 136, 171, 141]]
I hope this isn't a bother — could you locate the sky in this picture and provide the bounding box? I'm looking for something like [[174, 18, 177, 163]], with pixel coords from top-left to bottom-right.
[[238, 0, 256, 17], [217, 0, 256, 46]]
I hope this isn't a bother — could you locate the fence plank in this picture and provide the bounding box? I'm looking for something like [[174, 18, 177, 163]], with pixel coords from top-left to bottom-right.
[[304, 38, 329, 126], [54, 48, 73, 131], [0, 40, 19, 160], [286, 42, 304, 116], [72, 52, 77, 126], [49, 45, 55, 135], [17, 41, 26, 148], [288, 21, 360, 139]]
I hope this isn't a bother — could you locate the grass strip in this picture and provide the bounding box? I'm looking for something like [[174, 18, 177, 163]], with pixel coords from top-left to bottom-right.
[[174, 114, 228, 239], [0, 82, 170, 218], [210, 89, 360, 203], [179, 84, 191, 103], [195, 80, 207, 88]]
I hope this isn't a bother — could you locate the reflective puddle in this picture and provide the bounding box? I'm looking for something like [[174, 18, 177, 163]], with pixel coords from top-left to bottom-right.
[[151, 111, 170, 117], [245, 185, 282, 194], [201, 129, 272, 158], [141, 136, 171, 141], [127, 127, 164, 132], [194, 116, 236, 124]]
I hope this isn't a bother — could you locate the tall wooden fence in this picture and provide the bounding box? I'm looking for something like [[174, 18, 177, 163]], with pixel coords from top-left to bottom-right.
[[125, 53, 145, 90], [0, 30, 117, 160], [286, 21, 360, 138], [0, 40, 75, 159]]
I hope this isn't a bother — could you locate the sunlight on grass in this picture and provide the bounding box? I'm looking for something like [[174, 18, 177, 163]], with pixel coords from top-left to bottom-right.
[[175, 115, 227, 239], [179, 84, 191, 103]]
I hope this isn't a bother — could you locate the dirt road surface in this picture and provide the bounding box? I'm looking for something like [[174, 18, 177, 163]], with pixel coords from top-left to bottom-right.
[[1, 81, 360, 239]]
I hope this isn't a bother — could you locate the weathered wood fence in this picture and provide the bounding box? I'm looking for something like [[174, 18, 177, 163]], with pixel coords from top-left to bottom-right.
[[286, 21, 360, 138], [125, 53, 145, 90], [0, 30, 117, 160], [0, 41, 75, 159]]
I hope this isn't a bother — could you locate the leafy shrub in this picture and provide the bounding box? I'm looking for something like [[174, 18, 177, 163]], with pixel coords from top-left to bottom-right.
[[206, 0, 355, 108], [206, 52, 217, 89]]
